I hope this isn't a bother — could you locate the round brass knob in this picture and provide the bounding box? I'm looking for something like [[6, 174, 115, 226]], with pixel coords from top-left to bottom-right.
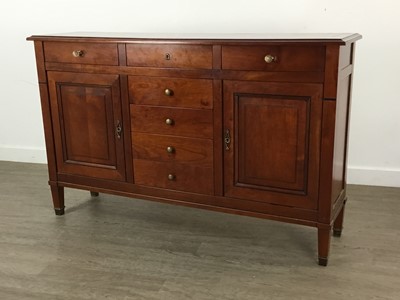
[[167, 174, 175, 181], [164, 88, 173, 96], [166, 146, 175, 153], [264, 54, 276, 63], [165, 118, 174, 125], [72, 50, 84, 57]]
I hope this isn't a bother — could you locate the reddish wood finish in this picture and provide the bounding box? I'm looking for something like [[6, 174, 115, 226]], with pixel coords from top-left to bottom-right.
[[323, 45, 340, 99], [128, 76, 213, 109], [332, 75, 351, 204], [333, 199, 346, 237], [119, 74, 134, 183], [132, 133, 213, 167], [130, 105, 213, 139], [27, 32, 361, 44], [56, 173, 318, 224], [28, 33, 361, 266], [133, 159, 213, 195], [126, 44, 212, 69], [212, 79, 223, 196], [34, 41, 47, 83], [223, 81, 322, 209], [237, 93, 308, 190], [48, 72, 126, 181], [318, 224, 332, 266], [44, 42, 119, 65], [38, 82, 58, 181], [50, 185, 65, 215], [222, 46, 325, 71]]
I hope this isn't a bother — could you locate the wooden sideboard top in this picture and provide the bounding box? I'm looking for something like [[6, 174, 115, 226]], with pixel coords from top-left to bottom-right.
[[27, 32, 362, 45]]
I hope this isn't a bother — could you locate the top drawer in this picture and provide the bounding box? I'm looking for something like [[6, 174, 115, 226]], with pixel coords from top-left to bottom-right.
[[126, 44, 212, 69], [43, 42, 119, 65], [222, 46, 325, 72]]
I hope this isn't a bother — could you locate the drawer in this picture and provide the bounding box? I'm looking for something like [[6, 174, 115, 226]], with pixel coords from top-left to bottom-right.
[[128, 76, 213, 109], [133, 159, 214, 195], [132, 133, 213, 167], [222, 46, 325, 71], [126, 44, 212, 69], [130, 105, 213, 139], [44, 42, 119, 65]]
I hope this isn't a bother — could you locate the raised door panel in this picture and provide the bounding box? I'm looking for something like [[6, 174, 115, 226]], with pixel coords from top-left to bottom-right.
[[224, 81, 322, 209], [237, 96, 307, 191], [48, 72, 126, 181]]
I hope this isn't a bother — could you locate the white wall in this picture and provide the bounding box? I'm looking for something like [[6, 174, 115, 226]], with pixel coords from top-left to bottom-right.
[[0, 0, 399, 187]]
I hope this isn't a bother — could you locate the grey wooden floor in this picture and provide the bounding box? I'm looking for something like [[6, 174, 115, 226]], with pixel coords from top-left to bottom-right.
[[0, 161, 399, 300]]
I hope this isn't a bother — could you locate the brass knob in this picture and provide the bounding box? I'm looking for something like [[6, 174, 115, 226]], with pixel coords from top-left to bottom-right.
[[72, 50, 84, 57], [264, 54, 276, 63], [164, 88, 173, 96], [167, 174, 175, 181], [166, 146, 175, 153], [165, 118, 174, 125]]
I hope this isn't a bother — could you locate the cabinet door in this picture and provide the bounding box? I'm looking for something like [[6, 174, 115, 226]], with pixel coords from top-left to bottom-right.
[[48, 72, 126, 181], [223, 81, 322, 209]]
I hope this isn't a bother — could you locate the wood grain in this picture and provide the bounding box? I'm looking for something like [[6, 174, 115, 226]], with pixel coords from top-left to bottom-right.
[[28, 34, 361, 266], [126, 44, 212, 69], [133, 159, 214, 195], [222, 45, 325, 71], [128, 76, 213, 109], [130, 105, 213, 139], [44, 42, 119, 65], [132, 133, 213, 167], [0, 161, 398, 300]]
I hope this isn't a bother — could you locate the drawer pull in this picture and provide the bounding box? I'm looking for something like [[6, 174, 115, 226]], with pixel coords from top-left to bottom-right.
[[167, 174, 176, 181], [264, 54, 277, 63], [72, 50, 85, 57], [166, 146, 175, 153], [164, 88, 174, 96], [165, 118, 174, 126]]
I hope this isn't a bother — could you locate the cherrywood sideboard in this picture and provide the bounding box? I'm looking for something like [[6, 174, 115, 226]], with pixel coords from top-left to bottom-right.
[[27, 33, 361, 266]]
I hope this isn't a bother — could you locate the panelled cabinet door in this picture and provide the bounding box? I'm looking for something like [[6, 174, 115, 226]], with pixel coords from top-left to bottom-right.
[[48, 72, 126, 181], [223, 81, 323, 209]]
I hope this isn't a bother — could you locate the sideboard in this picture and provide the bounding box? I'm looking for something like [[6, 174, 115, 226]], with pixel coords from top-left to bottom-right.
[[27, 32, 361, 265]]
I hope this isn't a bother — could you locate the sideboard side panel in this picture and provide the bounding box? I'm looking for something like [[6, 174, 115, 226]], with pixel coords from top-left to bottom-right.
[[33, 41, 58, 183], [319, 43, 356, 224], [331, 43, 357, 216]]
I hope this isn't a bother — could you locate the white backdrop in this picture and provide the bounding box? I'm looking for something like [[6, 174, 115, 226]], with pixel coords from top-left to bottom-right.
[[0, 0, 399, 187]]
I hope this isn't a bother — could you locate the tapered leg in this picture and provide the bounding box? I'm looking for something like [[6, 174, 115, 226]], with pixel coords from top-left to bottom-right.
[[318, 225, 332, 266], [333, 200, 346, 237], [50, 186, 65, 215], [90, 191, 99, 197]]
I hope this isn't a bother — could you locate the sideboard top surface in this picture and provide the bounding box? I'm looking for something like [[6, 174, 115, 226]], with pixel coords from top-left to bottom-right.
[[27, 32, 362, 44]]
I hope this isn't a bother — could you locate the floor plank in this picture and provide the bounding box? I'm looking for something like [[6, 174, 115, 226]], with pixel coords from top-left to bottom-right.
[[0, 161, 399, 299]]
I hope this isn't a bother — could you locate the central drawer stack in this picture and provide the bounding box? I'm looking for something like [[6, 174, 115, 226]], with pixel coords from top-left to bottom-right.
[[128, 44, 215, 195]]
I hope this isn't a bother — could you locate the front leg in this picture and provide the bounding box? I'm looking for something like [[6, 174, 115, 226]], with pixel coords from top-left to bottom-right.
[[50, 185, 65, 215], [317, 224, 332, 266], [90, 191, 99, 197], [333, 199, 347, 237]]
